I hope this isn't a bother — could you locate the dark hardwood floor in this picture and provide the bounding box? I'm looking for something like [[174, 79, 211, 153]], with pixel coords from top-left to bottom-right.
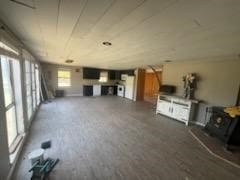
[[12, 96, 240, 180]]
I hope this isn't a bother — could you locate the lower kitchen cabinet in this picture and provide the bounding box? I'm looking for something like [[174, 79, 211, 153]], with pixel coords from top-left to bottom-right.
[[83, 85, 93, 96], [101, 85, 117, 95], [83, 85, 117, 96]]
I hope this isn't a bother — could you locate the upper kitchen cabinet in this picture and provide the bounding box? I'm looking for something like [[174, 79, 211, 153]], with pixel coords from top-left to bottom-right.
[[83, 67, 100, 79], [108, 70, 116, 80], [115, 71, 121, 80], [119, 70, 135, 80], [122, 70, 135, 76], [109, 70, 134, 80], [83, 68, 135, 80]]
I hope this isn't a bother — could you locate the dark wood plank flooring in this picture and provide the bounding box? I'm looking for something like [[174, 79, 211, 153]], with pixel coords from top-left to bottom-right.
[[12, 96, 240, 180]]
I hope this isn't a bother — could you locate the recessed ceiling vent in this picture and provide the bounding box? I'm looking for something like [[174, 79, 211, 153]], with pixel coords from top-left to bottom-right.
[[65, 59, 74, 63], [102, 41, 112, 46]]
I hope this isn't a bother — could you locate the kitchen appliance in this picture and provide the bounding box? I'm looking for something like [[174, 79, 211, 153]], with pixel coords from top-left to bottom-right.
[[117, 85, 125, 97], [125, 76, 135, 100], [83, 85, 93, 96], [204, 106, 240, 149]]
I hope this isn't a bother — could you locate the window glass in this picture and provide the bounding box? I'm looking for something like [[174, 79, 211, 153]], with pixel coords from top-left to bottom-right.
[[32, 93, 36, 110], [99, 71, 108, 82], [58, 70, 71, 87], [35, 64, 40, 105], [6, 106, 17, 147], [27, 96, 32, 119], [31, 63, 36, 90], [12, 59, 24, 134], [25, 60, 30, 72], [1, 56, 14, 107]]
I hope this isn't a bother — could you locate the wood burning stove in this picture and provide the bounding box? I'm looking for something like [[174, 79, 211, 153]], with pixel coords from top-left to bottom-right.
[[204, 106, 240, 149]]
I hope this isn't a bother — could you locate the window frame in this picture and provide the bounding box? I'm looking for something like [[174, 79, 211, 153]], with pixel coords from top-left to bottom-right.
[[35, 64, 40, 105], [57, 69, 71, 87], [25, 60, 33, 120], [1, 55, 20, 148], [31, 62, 37, 110]]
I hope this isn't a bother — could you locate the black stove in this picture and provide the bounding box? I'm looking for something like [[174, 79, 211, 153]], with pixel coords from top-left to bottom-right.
[[204, 106, 240, 149]]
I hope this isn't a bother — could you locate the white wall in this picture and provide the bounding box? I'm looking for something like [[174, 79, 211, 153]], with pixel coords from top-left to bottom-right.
[[162, 59, 240, 125], [41, 63, 117, 96]]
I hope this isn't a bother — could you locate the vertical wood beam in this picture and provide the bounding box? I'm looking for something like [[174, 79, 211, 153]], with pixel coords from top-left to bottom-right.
[[136, 68, 146, 101]]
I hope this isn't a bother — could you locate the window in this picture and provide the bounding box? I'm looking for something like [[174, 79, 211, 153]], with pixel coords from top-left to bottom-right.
[[99, 71, 108, 82], [24, 60, 40, 122], [1, 56, 17, 147], [1, 56, 14, 106], [12, 59, 24, 134], [0, 55, 23, 148], [58, 70, 71, 87]]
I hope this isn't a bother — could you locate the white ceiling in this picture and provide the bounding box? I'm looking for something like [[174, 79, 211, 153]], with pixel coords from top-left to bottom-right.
[[0, 0, 240, 69]]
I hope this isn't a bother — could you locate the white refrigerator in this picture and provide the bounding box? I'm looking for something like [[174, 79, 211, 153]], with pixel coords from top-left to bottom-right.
[[124, 76, 135, 100]]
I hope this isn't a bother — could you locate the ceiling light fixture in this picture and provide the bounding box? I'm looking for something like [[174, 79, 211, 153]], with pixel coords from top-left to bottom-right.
[[102, 41, 112, 46], [164, 60, 172, 63], [65, 59, 74, 63], [0, 25, 5, 30]]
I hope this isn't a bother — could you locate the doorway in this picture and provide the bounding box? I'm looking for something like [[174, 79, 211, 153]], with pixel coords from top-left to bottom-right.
[[144, 71, 162, 104]]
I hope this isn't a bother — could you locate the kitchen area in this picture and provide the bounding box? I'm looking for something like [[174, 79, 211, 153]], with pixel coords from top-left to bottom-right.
[[40, 62, 145, 102], [82, 67, 136, 100]]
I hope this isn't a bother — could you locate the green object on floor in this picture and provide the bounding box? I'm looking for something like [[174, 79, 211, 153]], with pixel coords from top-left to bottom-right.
[[29, 158, 59, 180]]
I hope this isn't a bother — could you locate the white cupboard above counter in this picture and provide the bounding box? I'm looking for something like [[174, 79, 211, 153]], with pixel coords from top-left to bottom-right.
[[156, 95, 199, 126]]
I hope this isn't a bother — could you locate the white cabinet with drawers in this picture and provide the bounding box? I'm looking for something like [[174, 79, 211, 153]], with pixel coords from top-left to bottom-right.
[[156, 95, 198, 126]]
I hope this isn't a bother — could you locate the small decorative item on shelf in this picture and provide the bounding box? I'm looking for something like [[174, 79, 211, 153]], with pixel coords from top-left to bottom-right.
[[182, 73, 197, 99]]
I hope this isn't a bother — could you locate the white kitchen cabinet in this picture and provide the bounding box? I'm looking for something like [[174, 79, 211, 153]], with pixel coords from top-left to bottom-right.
[[156, 95, 198, 126], [121, 74, 128, 81], [93, 85, 101, 96]]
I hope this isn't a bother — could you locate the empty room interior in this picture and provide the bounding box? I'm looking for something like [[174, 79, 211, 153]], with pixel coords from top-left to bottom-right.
[[1, 0, 240, 179]]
